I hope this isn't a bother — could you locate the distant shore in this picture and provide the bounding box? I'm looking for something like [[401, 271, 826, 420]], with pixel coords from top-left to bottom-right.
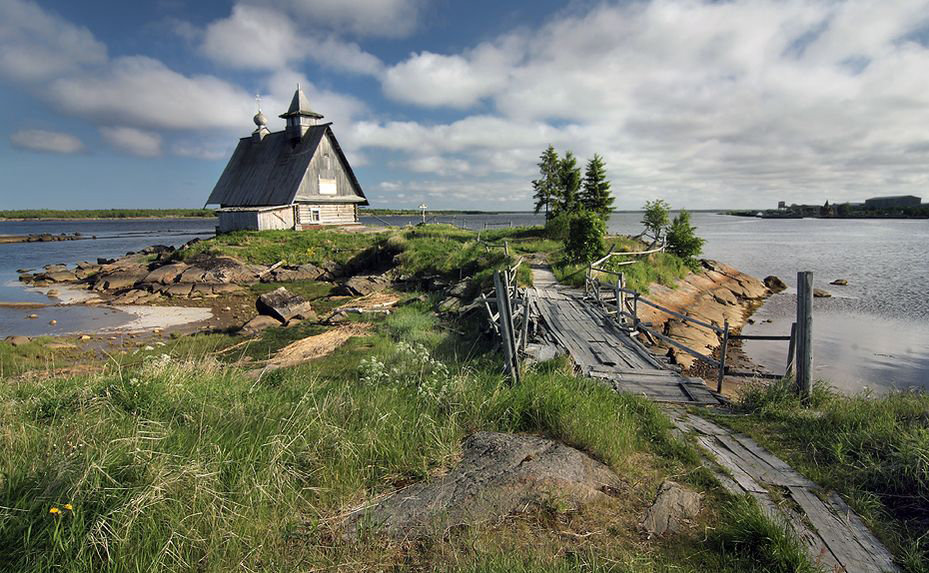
[[0, 209, 216, 221]]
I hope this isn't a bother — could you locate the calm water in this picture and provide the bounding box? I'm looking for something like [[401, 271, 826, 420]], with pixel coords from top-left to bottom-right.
[[0, 219, 214, 336], [2, 213, 927, 393]]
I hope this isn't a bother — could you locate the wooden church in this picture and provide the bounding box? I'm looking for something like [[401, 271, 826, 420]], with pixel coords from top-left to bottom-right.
[[206, 85, 368, 232]]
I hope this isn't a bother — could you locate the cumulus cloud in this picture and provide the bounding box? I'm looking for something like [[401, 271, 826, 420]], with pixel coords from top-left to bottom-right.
[[100, 127, 163, 157], [0, 0, 107, 83], [10, 129, 85, 154], [200, 3, 383, 75], [367, 0, 929, 208]]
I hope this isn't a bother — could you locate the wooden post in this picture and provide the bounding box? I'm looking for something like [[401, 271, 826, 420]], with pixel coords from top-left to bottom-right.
[[504, 240, 510, 256], [796, 271, 813, 400], [716, 320, 729, 394], [520, 291, 530, 352], [633, 292, 640, 330], [493, 271, 517, 383], [785, 322, 798, 376]]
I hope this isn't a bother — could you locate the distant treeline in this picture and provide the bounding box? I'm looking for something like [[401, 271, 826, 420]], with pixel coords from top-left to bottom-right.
[[0, 209, 217, 220]]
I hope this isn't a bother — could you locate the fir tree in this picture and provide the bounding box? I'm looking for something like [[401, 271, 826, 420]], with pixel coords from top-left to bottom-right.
[[554, 151, 581, 216], [531, 145, 560, 219], [580, 154, 614, 221]]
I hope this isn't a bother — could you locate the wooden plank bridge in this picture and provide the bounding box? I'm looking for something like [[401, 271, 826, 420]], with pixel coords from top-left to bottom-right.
[[515, 264, 899, 572], [529, 265, 720, 405]]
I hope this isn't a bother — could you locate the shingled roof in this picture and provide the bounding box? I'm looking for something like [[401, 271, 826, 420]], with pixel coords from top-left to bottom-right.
[[205, 123, 367, 207]]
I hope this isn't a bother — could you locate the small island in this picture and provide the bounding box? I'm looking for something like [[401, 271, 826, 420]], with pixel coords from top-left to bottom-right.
[[728, 194, 928, 219]]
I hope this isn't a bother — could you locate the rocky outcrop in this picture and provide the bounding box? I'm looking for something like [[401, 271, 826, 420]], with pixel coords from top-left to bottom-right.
[[256, 287, 316, 323], [640, 260, 771, 369], [264, 263, 326, 283], [342, 431, 622, 540], [641, 481, 702, 537], [241, 314, 281, 333]]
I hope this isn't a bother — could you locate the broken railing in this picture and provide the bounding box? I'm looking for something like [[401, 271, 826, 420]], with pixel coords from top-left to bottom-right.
[[479, 258, 529, 384], [585, 268, 799, 394]]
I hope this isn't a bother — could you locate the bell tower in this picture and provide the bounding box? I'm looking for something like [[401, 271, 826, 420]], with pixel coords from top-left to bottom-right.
[[279, 84, 324, 140]]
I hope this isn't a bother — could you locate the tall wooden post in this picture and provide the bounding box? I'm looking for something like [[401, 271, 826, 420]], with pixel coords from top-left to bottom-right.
[[716, 320, 729, 394], [785, 322, 798, 377], [796, 271, 813, 400], [504, 240, 510, 256], [494, 270, 520, 385]]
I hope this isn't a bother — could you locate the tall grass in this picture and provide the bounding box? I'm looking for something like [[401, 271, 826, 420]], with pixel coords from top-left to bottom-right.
[[0, 305, 692, 572], [731, 380, 929, 572]]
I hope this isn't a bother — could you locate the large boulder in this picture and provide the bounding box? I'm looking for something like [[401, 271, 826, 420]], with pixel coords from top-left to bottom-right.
[[340, 275, 390, 297], [763, 275, 787, 293], [256, 287, 316, 322], [94, 270, 149, 291], [4, 335, 31, 347], [342, 432, 621, 540], [142, 263, 188, 285], [40, 270, 78, 283], [267, 263, 326, 282]]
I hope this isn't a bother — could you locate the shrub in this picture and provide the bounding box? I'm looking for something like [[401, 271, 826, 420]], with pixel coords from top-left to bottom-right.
[[544, 212, 572, 241], [665, 210, 705, 269], [564, 211, 606, 264]]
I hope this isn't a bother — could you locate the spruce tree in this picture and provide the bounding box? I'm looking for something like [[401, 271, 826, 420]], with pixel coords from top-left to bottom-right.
[[532, 145, 560, 219], [555, 151, 581, 216], [580, 154, 614, 221]]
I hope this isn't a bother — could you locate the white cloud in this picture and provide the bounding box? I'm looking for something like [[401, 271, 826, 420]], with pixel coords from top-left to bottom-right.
[[100, 126, 163, 157], [199, 3, 384, 75], [0, 0, 107, 84], [10, 129, 84, 154], [368, 0, 929, 208]]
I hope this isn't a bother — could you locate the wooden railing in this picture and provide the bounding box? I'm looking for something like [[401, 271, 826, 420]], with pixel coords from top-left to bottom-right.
[[479, 259, 529, 384], [585, 268, 798, 394]]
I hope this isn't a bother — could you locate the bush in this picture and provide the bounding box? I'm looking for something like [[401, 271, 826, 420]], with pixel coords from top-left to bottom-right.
[[564, 211, 606, 264], [544, 212, 572, 241], [665, 210, 704, 269]]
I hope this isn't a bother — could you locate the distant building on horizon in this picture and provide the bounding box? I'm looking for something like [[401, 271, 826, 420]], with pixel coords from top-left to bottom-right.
[[205, 86, 368, 232], [863, 195, 921, 210]]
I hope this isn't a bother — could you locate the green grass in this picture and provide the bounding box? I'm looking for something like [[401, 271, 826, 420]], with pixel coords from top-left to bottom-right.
[[0, 302, 814, 572], [0, 209, 215, 220], [551, 236, 692, 293], [714, 380, 929, 572], [0, 338, 89, 378], [178, 228, 385, 267]]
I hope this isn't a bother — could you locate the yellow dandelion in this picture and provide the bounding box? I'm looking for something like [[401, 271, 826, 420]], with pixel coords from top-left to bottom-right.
[[64, 504, 73, 511], [49, 507, 60, 514]]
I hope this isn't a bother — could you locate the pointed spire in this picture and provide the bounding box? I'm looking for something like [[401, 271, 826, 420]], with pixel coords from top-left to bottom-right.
[[280, 84, 323, 120]]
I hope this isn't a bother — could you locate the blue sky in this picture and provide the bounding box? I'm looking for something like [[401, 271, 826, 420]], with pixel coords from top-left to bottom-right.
[[1, 0, 929, 211]]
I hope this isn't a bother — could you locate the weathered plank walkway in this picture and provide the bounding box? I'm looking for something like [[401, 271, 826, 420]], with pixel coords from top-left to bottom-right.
[[528, 265, 899, 572], [530, 265, 719, 405]]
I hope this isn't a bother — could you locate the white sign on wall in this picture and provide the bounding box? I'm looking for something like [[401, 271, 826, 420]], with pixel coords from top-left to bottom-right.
[[319, 177, 337, 195]]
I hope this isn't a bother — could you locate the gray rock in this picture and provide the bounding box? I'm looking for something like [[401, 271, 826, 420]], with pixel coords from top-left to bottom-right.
[[763, 275, 787, 293], [641, 481, 702, 537], [4, 335, 31, 347], [142, 263, 188, 285], [241, 314, 282, 333], [342, 431, 621, 540], [524, 343, 565, 364], [41, 270, 78, 283], [268, 263, 326, 282], [341, 275, 390, 297], [256, 287, 316, 323], [43, 264, 69, 273], [813, 288, 832, 298], [95, 270, 148, 291], [830, 279, 848, 286]]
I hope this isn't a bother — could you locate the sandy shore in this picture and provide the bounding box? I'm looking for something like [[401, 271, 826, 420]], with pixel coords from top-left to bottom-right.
[[103, 305, 213, 334]]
